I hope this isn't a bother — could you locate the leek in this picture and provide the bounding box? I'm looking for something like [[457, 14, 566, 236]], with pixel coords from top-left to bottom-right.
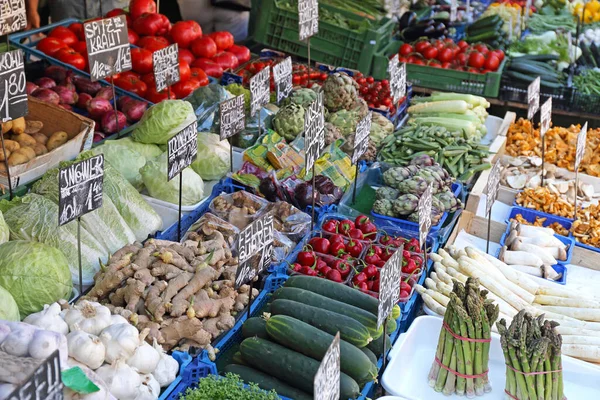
[[413, 112, 482, 124], [430, 92, 490, 108], [408, 100, 471, 115], [408, 117, 477, 137]]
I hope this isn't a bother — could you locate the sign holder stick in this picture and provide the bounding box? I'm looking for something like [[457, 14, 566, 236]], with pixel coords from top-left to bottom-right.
[[311, 163, 316, 231], [229, 137, 234, 173], [382, 323, 388, 370], [247, 279, 254, 320], [77, 216, 83, 297], [167, 85, 172, 101], [178, 171, 183, 242], [352, 165, 359, 204], [111, 80, 121, 138], [486, 208, 492, 254], [307, 38, 311, 86], [541, 133, 546, 187], [0, 130, 13, 200]]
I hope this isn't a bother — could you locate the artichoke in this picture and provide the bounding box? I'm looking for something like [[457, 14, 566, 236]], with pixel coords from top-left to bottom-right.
[[372, 111, 394, 134], [283, 88, 318, 109], [323, 72, 359, 112], [407, 212, 419, 223], [352, 98, 369, 119], [392, 194, 419, 216], [273, 103, 305, 141], [376, 186, 400, 201], [324, 122, 343, 146], [410, 154, 435, 168], [435, 191, 462, 213], [373, 199, 395, 217], [327, 109, 360, 137], [382, 166, 418, 189], [369, 121, 387, 148], [396, 175, 428, 196]]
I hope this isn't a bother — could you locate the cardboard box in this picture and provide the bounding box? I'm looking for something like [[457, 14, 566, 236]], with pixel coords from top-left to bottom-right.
[[0, 97, 95, 189]]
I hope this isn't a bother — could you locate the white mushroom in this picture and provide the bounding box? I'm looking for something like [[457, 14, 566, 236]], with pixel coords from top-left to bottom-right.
[[507, 174, 527, 189]]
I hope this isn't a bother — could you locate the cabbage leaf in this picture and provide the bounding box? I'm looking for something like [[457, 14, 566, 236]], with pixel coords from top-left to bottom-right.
[[0, 210, 8, 244], [191, 132, 231, 181], [0, 284, 20, 321], [132, 100, 197, 145]]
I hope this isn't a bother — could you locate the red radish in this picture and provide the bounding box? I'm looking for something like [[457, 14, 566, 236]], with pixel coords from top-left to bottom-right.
[[95, 87, 114, 101], [87, 98, 112, 119], [32, 88, 60, 105], [44, 65, 69, 82], [101, 110, 127, 133], [229, 45, 251, 64], [77, 93, 93, 109], [35, 77, 56, 89], [26, 82, 39, 95], [52, 86, 79, 105], [121, 99, 147, 122], [213, 52, 238, 70]]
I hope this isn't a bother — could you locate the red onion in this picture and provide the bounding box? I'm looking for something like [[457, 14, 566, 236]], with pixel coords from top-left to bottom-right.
[[95, 87, 114, 101], [52, 85, 79, 105], [121, 99, 147, 122], [101, 110, 127, 134], [26, 82, 39, 95], [32, 88, 60, 105], [72, 76, 101, 96], [87, 98, 112, 119], [76, 93, 93, 110], [44, 65, 69, 83], [35, 77, 56, 89]]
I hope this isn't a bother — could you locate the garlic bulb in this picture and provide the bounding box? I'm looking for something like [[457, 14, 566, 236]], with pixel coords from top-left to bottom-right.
[[110, 315, 129, 326], [64, 301, 112, 336], [23, 303, 69, 335], [96, 359, 141, 400], [127, 329, 159, 374], [64, 365, 111, 400], [0, 324, 10, 345], [152, 339, 178, 388], [0, 324, 35, 357], [99, 323, 140, 364], [67, 357, 89, 369], [135, 374, 160, 400], [67, 330, 106, 370], [28, 329, 68, 366]]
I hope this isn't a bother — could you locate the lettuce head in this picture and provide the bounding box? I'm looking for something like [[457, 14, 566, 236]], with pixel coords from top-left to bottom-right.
[[0, 285, 19, 321], [191, 132, 231, 181], [132, 100, 197, 145], [0, 210, 8, 244]]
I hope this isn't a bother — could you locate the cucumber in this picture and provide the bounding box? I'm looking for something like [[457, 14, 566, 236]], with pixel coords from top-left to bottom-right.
[[360, 346, 378, 367], [467, 30, 500, 43], [240, 337, 361, 399], [392, 306, 401, 320], [270, 299, 373, 347], [508, 63, 560, 81], [468, 15, 501, 31], [513, 54, 559, 62], [266, 315, 378, 385], [367, 334, 392, 357], [242, 317, 268, 339], [223, 364, 313, 400], [504, 71, 562, 88], [387, 317, 397, 333], [232, 351, 247, 365], [272, 287, 383, 339]]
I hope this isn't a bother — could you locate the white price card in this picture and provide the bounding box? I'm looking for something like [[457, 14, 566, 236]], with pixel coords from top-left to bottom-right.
[[352, 111, 372, 165], [0, 0, 26, 35], [314, 333, 341, 400], [58, 155, 104, 226], [219, 95, 245, 141], [304, 92, 325, 171], [273, 57, 293, 104], [388, 55, 406, 104], [540, 97, 552, 138], [485, 161, 501, 217], [418, 184, 433, 250], [377, 244, 403, 329], [250, 67, 271, 117], [298, 0, 319, 41], [0, 49, 28, 122], [152, 44, 180, 92], [167, 121, 198, 181], [575, 122, 588, 172], [235, 213, 274, 288], [527, 77, 540, 120]]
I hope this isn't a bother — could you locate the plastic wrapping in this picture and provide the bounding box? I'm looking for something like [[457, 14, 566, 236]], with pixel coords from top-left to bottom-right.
[[187, 83, 232, 132], [183, 212, 239, 246], [265, 201, 311, 242], [208, 191, 270, 230]]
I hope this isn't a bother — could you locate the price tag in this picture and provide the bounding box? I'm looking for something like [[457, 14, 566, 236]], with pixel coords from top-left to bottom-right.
[[352, 111, 372, 165], [152, 44, 180, 92], [466, 0, 471, 19], [527, 77, 540, 120], [304, 91, 325, 171], [298, 0, 319, 41], [0, 49, 27, 122], [314, 333, 341, 400], [540, 97, 552, 138], [508, 15, 513, 41], [84, 15, 132, 81], [485, 161, 501, 217], [0, 0, 26, 35], [377, 244, 403, 329], [524, 0, 532, 21], [575, 122, 588, 171], [418, 184, 433, 250], [235, 213, 274, 289], [450, 0, 458, 22], [8, 350, 63, 400], [58, 155, 104, 226], [167, 121, 198, 181], [388, 56, 405, 104], [250, 67, 270, 118], [219, 95, 245, 141], [273, 57, 293, 104]]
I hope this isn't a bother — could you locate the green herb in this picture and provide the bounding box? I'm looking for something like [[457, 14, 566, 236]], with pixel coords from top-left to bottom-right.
[[179, 373, 280, 400]]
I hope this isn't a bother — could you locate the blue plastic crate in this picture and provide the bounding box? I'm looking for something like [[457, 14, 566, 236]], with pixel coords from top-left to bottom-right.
[[159, 351, 193, 400], [161, 357, 217, 400], [511, 201, 577, 223]]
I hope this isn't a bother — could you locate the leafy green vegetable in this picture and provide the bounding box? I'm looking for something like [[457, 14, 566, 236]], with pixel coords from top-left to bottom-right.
[[508, 31, 573, 63], [140, 152, 205, 206], [180, 373, 279, 400], [0, 240, 71, 317], [0, 284, 20, 321], [107, 137, 163, 160], [0, 210, 8, 244], [192, 133, 231, 181], [132, 100, 197, 145]]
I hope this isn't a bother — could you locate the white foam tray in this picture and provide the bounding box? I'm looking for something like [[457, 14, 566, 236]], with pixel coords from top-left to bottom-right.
[[382, 316, 600, 399]]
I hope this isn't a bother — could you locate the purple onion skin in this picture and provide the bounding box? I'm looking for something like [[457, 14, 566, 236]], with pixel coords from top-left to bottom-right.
[[58, 104, 73, 111], [95, 87, 114, 101], [122, 99, 147, 122], [76, 93, 93, 110], [87, 98, 112, 119], [26, 82, 39, 95], [101, 110, 127, 134], [72, 76, 101, 96], [52, 85, 79, 105], [32, 88, 60, 105], [117, 95, 134, 110], [44, 65, 69, 83], [35, 77, 56, 89]]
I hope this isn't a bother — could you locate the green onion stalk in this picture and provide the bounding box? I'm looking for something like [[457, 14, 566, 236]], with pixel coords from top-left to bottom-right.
[[497, 310, 566, 400], [428, 278, 499, 396]]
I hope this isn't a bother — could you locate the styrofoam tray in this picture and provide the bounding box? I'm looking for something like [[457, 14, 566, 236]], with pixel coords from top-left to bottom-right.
[[382, 316, 600, 399], [481, 115, 503, 146]]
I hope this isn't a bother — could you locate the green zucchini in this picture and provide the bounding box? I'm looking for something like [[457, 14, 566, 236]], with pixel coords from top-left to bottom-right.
[[223, 364, 313, 400], [508, 62, 559, 79], [512, 54, 559, 62], [367, 334, 392, 357], [504, 71, 562, 88], [272, 287, 383, 339], [270, 299, 372, 347], [232, 351, 247, 365], [240, 337, 361, 399], [266, 315, 378, 385], [468, 15, 501, 31], [242, 317, 269, 339], [387, 317, 397, 333], [360, 346, 378, 367]]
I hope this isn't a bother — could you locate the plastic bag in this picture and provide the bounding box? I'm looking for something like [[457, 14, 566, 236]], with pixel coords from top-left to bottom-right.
[[187, 83, 232, 132], [208, 191, 269, 229], [265, 201, 311, 242], [183, 212, 239, 246]]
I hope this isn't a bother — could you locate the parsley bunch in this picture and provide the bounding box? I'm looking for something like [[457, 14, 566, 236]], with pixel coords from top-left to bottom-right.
[[180, 373, 280, 400]]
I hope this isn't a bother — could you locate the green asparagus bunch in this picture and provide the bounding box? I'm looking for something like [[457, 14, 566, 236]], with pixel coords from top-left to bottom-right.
[[497, 310, 565, 400], [428, 278, 500, 397]]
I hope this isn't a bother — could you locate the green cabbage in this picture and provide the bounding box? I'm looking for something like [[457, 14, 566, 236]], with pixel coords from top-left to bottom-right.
[[0, 210, 8, 244], [0, 240, 71, 317], [107, 137, 163, 160], [140, 152, 205, 206], [191, 133, 231, 181], [132, 100, 197, 145], [0, 284, 20, 321], [0, 194, 107, 285]]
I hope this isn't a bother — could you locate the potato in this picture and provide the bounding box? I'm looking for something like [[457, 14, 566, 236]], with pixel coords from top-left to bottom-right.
[[0, 163, 6, 173], [0, 149, 10, 162], [2, 140, 19, 153], [47, 131, 68, 151], [32, 143, 48, 156], [8, 149, 32, 166], [24, 120, 43, 134], [18, 147, 36, 161], [1, 121, 12, 135], [32, 133, 48, 145], [10, 117, 25, 135], [13, 133, 37, 148]]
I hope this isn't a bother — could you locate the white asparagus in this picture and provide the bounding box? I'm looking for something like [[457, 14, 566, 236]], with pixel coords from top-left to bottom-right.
[[422, 293, 447, 316], [501, 247, 544, 267], [517, 234, 567, 249], [562, 344, 600, 363], [536, 284, 600, 301], [415, 284, 450, 307], [430, 273, 453, 293], [555, 326, 600, 337], [561, 335, 600, 345], [429, 253, 444, 264], [511, 241, 558, 265], [517, 224, 556, 238], [438, 248, 459, 269], [443, 265, 468, 283], [534, 295, 600, 308], [463, 247, 506, 282], [425, 277, 437, 291], [510, 264, 543, 277], [433, 263, 454, 285], [426, 278, 453, 297], [538, 305, 600, 322], [542, 265, 561, 281]]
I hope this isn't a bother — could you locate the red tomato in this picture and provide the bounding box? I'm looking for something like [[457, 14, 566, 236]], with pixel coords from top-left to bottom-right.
[[49, 26, 78, 47], [398, 56, 408, 63], [423, 46, 438, 60], [37, 37, 67, 56], [170, 20, 202, 49], [468, 67, 481, 73], [72, 41, 87, 55], [56, 47, 86, 70], [115, 74, 148, 97], [437, 47, 454, 63], [190, 36, 217, 59], [137, 36, 170, 52], [228, 44, 251, 64], [130, 0, 156, 20], [491, 49, 505, 62], [457, 40, 469, 49], [141, 73, 155, 87], [432, 39, 445, 51], [190, 68, 209, 86], [441, 61, 452, 69], [208, 31, 234, 51], [157, 14, 171, 36], [68, 23, 85, 41], [131, 47, 153, 74], [192, 58, 223, 78], [145, 86, 176, 102], [414, 40, 431, 54], [413, 59, 425, 65], [456, 52, 468, 66], [213, 52, 238, 70], [179, 48, 195, 65], [105, 8, 131, 25], [133, 13, 166, 36], [481, 69, 493, 74], [399, 43, 413, 56], [468, 52, 485, 69], [178, 60, 191, 82], [474, 43, 489, 54], [171, 78, 202, 98], [428, 60, 442, 68], [128, 29, 139, 45], [484, 54, 500, 71]]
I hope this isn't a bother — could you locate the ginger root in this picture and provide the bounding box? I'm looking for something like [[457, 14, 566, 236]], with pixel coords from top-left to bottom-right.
[[159, 316, 211, 350], [170, 266, 222, 317]]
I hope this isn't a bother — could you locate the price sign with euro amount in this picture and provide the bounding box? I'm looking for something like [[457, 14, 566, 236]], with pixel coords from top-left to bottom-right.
[[352, 111, 372, 165], [84, 15, 132, 81], [527, 76, 540, 120], [377, 244, 402, 329], [219, 95, 245, 141], [298, 0, 319, 41], [0, 0, 26, 35], [0, 49, 27, 122], [418, 184, 433, 250], [58, 155, 104, 226], [304, 92, 325, 171], [540, 97, 552, 138], [388, 56, 406, 104], [314, 333, 341, 400], [575, 122, 588, 172], [167, 121, 198, 181], [450, 0, 458, 22], [273, 57, 293, 104], [235, 213, 274, 289], [486, 160, 501, 217], [250, 67, 270, 117], [152, 44, 180, 92]]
